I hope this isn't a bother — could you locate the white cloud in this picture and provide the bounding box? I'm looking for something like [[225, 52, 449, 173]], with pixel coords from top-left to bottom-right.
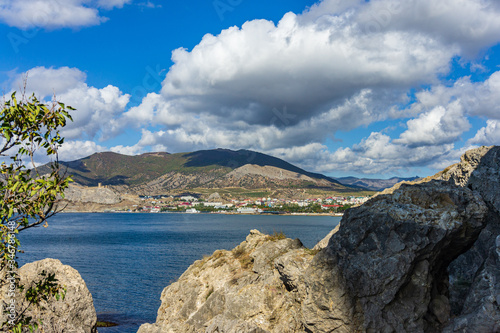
[[28, 140, 107, 165], [161, 11, 455, 128], [125, 0, 500, 156], [259, 131, 458, 175], [110, 144, 144, 156], [57, 140, 107, 162], [395, 101, 470, 147], [11, 66, 87, 98], [303, 0, 500, 57], [469, 120, 500, 146], [0, 0, 131, 29], [59, 84, 130, 140], [268, 143, 329, 163], [406, 71, 500, 120], [8, 66, 130, 141]]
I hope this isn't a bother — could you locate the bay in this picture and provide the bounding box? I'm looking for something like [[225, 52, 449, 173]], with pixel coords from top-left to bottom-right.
[[18, 212, 340, 333]]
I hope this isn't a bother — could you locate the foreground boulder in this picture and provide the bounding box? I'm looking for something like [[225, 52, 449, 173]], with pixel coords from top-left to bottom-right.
[[139, 146, 498, 333], [138, 230, 314, 333], [1, 258, 98, 333]]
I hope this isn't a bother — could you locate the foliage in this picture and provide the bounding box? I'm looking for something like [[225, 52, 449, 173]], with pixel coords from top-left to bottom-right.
[[96, 321, 118, 328], [267, 230, 286, 241], [304, 248, 320, 256], [0, 92, 73, 331], [8, 271, 67, 333]]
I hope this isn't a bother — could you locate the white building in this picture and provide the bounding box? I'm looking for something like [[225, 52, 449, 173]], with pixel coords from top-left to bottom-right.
[[237, 207, 259, 214], [203, 202, 223, 207]]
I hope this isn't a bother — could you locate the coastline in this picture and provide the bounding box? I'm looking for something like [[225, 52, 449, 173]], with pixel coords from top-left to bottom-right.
[[60, 209, 344, 217]]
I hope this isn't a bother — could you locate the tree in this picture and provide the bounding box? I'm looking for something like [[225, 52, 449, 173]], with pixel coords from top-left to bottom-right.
[[1, 91, 73, 332]]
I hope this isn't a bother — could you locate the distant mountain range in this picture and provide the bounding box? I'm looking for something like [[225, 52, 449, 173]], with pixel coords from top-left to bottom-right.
[[41, 149, 364, 195], [335, 176, 421, 191]]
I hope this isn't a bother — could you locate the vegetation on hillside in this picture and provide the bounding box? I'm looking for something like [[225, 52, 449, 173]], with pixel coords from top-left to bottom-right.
[[38, 149, 361, 194]]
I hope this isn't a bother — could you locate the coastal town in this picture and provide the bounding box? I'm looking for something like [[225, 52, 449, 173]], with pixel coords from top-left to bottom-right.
[[133, 194, 373, 215]]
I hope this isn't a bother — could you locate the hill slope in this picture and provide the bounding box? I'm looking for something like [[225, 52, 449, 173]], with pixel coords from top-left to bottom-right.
[[336, 176, 421, 191], [42, 149, 356, 195]]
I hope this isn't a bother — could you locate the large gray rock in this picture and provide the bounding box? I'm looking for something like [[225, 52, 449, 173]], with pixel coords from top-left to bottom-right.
[[1, 258, 97, 333], [303, 181, 488, 332], [433, 146, 500, 332], [312, 224, 339, 251]]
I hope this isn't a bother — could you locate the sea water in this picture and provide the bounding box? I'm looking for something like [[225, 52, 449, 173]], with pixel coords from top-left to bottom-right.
[[18, 213, 340, 333]]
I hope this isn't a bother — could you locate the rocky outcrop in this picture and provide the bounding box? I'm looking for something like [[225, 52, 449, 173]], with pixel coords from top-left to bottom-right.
[[303, 181, 487, 332], [206, 166, 338, 190], [139, 146, 499, 333], [434, 146, 500, 332], [138, 230, 314, 333], [0, 258, 97, 332], [312, 224, 339, 251], [65, 184, 121, 205]]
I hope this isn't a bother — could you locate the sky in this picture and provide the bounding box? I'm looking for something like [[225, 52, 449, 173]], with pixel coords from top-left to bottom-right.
[[1, 0, 499, 179]]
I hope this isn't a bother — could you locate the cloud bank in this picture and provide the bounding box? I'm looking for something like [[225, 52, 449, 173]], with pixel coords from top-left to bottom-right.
[[4, 0, 500, 176], [116, 0, 500, 174]]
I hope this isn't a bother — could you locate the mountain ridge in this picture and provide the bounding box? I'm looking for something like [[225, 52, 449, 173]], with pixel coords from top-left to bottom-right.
[[41, 148, 360, 195], [335, 176, 421, 191]]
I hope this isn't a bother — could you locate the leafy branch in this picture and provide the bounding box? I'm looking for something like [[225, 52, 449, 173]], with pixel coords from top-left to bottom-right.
[[1, 91, 73, 332]]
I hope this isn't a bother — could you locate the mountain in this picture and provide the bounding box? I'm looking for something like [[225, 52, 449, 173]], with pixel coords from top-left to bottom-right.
[[41, 149, 358, 195], [335, 176, 421, 191]]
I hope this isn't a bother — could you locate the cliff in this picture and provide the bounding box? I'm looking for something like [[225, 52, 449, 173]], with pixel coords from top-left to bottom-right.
[[64, 184, 122, 205], [138, 146, 500, 333], [60, 183, 144, 212]]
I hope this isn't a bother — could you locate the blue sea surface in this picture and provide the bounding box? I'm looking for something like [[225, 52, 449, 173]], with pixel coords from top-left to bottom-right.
[[18, 213, 340, 333]]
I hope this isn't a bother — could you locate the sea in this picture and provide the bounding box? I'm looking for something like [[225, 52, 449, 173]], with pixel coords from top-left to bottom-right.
[[17, 213, 341, 333]]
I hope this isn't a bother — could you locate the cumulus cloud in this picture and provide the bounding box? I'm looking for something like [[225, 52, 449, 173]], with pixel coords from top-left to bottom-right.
[[160, 12, 454, 128], [266, 132, 458, 175], [57, 140, 107, 162], [10, 66, 87, 97], [28, 140, 107, 165], [0, 0, 131, 29], [302, 0, 500, 57], [469, 120, 500, 146], [153, 1, 498, 128], [6, 0, 500, 176], [405, 71, 500, 120], [8, 66, 130, 141], [110, 144, 144, 156], [59, 84, 130, 140], [395, 101, 470, 147], [109, 0, 500, 175]]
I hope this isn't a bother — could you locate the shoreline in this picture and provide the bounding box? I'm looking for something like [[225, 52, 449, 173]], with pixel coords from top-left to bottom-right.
[[60, 210, 344, 217]]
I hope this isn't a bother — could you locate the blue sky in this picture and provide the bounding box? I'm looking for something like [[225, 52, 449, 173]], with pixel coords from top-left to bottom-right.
[[1, 0, 499, 178]]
